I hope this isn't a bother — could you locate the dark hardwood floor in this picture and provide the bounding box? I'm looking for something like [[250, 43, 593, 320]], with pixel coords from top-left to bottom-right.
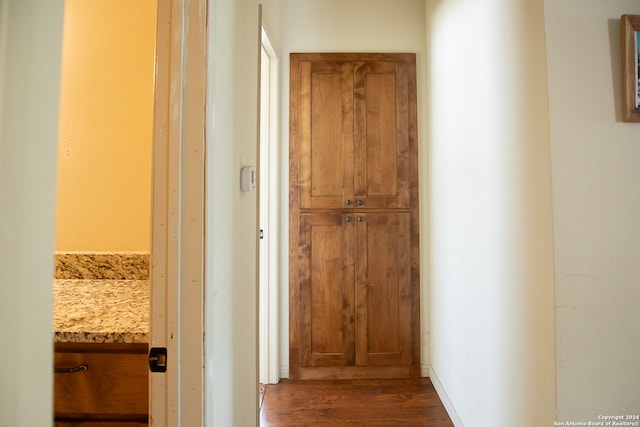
[[259, 378, 454, 426]]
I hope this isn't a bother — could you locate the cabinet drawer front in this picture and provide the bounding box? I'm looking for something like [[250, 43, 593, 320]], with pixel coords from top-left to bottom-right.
[[54, 351, 148, 418]]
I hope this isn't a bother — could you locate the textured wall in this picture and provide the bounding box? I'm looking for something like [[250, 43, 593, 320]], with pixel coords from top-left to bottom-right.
[[55, 0, 156, 251]]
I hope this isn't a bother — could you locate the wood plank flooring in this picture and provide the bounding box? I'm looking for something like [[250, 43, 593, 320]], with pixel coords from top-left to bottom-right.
[[259, 378, 453, 426]]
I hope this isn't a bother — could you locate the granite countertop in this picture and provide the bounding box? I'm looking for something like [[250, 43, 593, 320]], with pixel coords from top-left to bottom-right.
[[53, 279, 149, 344]]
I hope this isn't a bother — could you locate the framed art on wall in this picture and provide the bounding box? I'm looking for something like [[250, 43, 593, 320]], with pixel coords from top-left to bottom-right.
[[621, 14, 640, 122]]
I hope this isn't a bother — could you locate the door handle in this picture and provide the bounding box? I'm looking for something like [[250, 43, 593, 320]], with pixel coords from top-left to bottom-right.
[[356, 200, 364, 206], [345, 216, 353, 223], [357, 216, 364, 222], [345, 199, 352, 206], [54, 364, 88, 373]]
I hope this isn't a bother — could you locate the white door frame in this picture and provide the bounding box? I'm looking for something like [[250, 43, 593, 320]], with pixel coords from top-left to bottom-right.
[[259, 25, 280, 385], [150, 0, 207, 425]]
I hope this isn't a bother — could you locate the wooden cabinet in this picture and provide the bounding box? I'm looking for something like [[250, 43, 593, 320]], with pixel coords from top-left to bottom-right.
[[295, 55, 414, 210], [296, 212, 414, 371], [54, 343, 148, 425], [290, 53, 420, 380]]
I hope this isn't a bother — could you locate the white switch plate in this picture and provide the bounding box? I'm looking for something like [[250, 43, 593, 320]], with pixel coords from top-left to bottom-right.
[[240, 166, 256, 192]]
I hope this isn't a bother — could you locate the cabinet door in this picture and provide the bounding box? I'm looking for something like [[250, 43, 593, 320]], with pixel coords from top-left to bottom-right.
[[54, 348, 148, 420], [294, 212, 356, 368], [355, 212, 414, 367], [294, 60, 355, 209], [353, 60, 415, 209], [292, 55, 417, 210]]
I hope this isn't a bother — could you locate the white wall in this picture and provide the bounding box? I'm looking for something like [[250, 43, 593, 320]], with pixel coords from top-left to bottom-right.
[[261, 0, 280, 51], [0, 0, 64, 425], [544, 0, 640, 420], [426, 0, 556, 425], [277, 0, 429, 378], [205, 0, 279, 425]]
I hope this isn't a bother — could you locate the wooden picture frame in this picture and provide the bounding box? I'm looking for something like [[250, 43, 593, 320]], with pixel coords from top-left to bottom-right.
[[621, 14, 640, 122]]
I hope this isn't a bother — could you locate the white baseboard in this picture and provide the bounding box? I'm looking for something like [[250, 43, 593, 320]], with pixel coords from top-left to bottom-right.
[[421, 364, 430, 377], [429, 366, 464, 427], [279, 366, 289, 379]]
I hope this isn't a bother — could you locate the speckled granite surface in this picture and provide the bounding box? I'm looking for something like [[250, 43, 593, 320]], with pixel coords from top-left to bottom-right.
[[55, 252, 149, 280], [53, 279, 149, 343]]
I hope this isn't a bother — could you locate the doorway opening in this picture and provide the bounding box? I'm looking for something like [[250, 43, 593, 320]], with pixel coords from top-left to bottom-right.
[[259, 25, 280, 386], [53, 1, 156, 425]]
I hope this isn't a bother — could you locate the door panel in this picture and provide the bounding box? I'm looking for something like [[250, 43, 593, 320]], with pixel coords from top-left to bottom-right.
[[355, 213, 412, 367], [298, 213, 355, 367], [298, 62, 354, 209], [354, 61, 411, 209]]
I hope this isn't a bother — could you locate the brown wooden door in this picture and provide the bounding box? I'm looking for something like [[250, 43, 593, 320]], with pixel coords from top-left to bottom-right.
[[296, 60, 355, 210], [290, 53, 419, 380], [353, 61, 413, 209], [296, 212, 355, 368], [293, 55, 416, 210], [355, 212, 413, 367]]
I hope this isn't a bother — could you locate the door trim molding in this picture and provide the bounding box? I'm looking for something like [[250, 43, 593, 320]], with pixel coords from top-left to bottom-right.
[[150, 0, 207, 424], [259, 24, 280, 385]]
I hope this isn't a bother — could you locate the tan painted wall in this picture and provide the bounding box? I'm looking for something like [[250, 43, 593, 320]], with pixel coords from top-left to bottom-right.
[[55, 0, 156, 252]]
